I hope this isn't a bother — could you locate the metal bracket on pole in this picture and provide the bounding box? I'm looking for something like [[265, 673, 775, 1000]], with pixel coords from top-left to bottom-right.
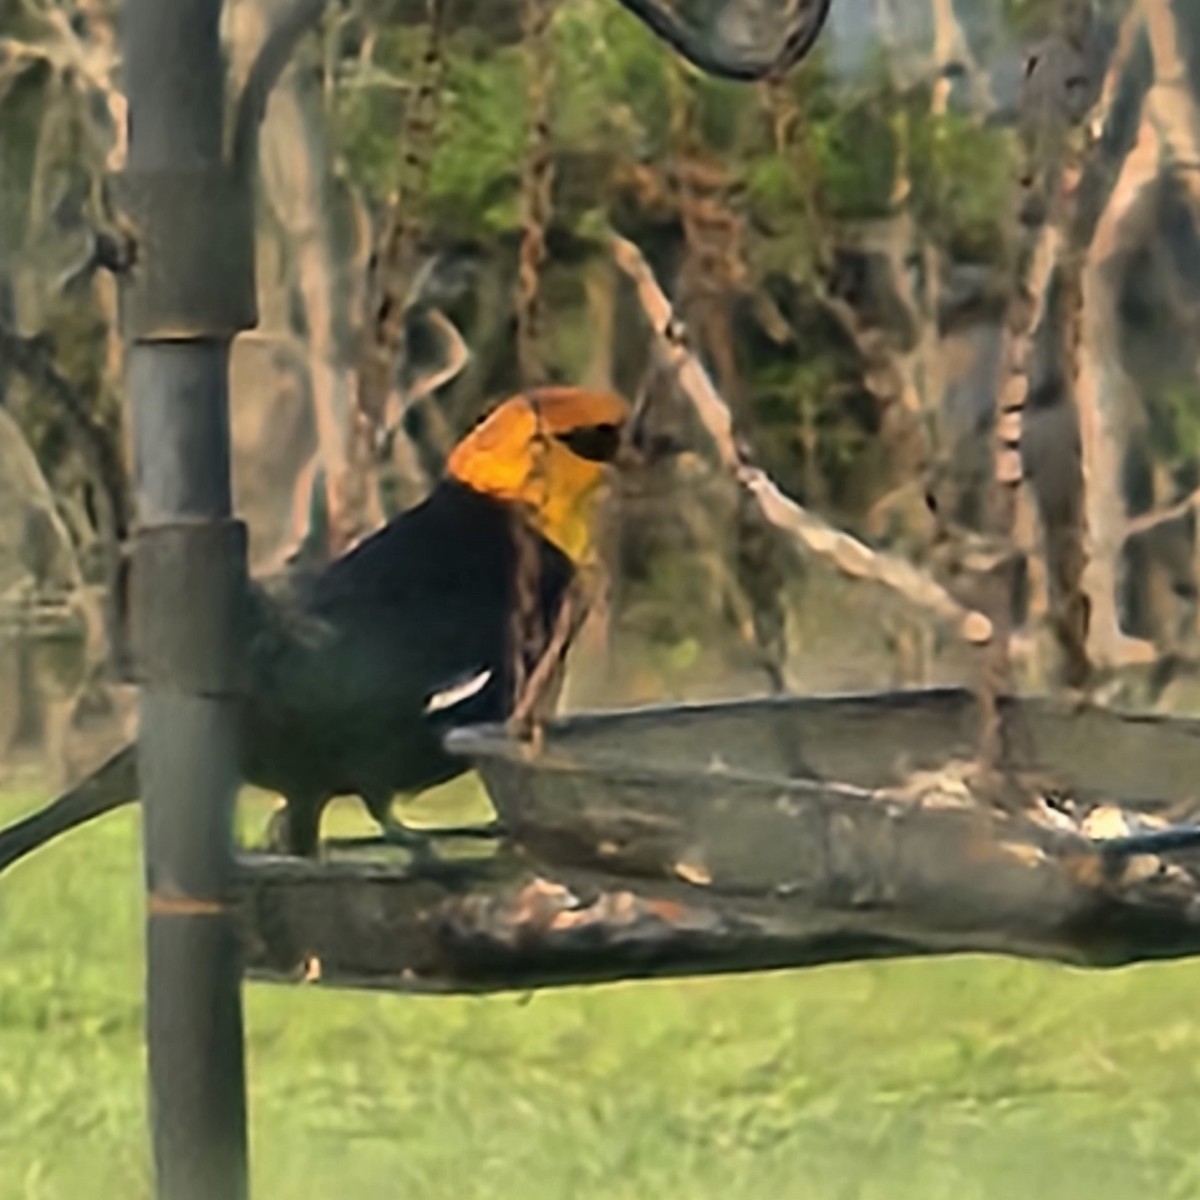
[[110, 167, 257, 342], [128, 521, 249, 694]]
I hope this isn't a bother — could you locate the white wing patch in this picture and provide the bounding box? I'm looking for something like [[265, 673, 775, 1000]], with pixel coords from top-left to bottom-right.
[[424, 667, 493, 715]]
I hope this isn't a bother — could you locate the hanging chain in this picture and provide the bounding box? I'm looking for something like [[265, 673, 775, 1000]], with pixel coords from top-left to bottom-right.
[[508, 399, 551, 730], [509, 0, 558, 736], [354, 0, 449, 466], [516, 0, 555, 389], [979, 0, 1099, 770]]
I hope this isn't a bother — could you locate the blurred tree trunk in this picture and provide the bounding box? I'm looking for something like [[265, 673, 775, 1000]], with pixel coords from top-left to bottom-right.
[[258, 48, 373, 555], [1143, 0, 1200, 220], [1077, 126, 1157, 669]]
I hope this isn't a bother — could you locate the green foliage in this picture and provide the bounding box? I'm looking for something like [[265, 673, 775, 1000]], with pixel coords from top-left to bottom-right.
[[743, 155, 825, 286], [330, 2, 1012, 295], [332, 25, 423, 203], [551, 0, 673, 160], [335, 26, 531, 236], [0, 0, 1063, 638], [748, 355, 867, 505], [744, 156, 796, 216], [1003, 0, 1131, 37], [686, 72, 758, 157], [907, 103, 1015, 263], [426, 49, 527, 235], [809, 93, 898, 221], [1150, 378, 1200, 469], [1002, 0, 1066, 37], [334, 2, 680, 238]]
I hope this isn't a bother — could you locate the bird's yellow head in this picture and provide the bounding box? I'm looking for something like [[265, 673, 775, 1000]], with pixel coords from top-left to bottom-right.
[[447, 386, 631, 564]]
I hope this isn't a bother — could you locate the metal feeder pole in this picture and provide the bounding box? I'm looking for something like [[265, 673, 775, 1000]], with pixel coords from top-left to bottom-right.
[[119, 1, 257, 1196]]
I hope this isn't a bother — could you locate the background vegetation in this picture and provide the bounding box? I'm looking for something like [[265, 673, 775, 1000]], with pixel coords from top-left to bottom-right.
[[4, 0, 1200, 1195], [7, 771, 1200, 1200]]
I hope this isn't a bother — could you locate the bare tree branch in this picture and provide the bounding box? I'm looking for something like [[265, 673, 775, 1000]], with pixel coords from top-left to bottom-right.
[[1143, 0, 1200, 211], [1124, 487, 1200, 539], [609, 234, 994, 646], [379, 306, 470, 451], [509, 572, 598, 736], [1077, 110, 1163, 670], [230, 0, 327, 175]]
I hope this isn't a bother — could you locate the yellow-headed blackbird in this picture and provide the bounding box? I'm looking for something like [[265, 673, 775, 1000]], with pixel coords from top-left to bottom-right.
[[0, 386, 630, 869]]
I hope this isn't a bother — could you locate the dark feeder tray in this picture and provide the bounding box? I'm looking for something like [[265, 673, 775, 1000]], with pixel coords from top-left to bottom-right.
[[236, 687, 1200, 994]]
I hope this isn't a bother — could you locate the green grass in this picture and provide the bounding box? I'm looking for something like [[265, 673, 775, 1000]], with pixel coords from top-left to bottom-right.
[[4, 771, 1200, 1200]]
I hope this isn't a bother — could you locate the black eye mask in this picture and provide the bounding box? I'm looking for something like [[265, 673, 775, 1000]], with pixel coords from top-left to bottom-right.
[[552, 422, 624, 463]]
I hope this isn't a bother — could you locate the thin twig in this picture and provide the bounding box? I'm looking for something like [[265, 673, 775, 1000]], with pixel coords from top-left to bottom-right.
[[609, 234, 994, 646], [509, 573, 596, 736], [231, 0, 328, 175], [1124, 488, 1200, 539], [516, 0, 556, 388]]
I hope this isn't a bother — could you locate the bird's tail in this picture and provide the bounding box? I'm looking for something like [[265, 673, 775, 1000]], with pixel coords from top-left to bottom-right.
[[0, 743, 139, 875]]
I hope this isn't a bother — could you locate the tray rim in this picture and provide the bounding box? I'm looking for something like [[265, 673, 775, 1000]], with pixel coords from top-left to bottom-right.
[[444, 683, 1200, 774]]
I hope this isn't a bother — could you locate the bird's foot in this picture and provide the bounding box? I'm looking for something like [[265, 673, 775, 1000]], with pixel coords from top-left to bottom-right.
[[408, 818, 508, 842], [259, 800, 323, 859], [380, 815, 506, 854], [376, 817, 439, 867], [321, 817, 507, 862], [262, 805, 294, 855]]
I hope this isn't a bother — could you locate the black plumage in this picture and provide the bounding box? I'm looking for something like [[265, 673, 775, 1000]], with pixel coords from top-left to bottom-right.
[[241, 479, 573, 854], [0, 480, 574, 869], [0, 384, 632, 873]]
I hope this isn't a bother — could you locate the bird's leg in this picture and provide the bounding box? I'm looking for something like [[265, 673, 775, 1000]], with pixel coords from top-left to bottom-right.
[[508, 575, 590, 741], [353, 790, 439, 865], [380, 809, 508, 843], [345, 791, 506, 857], [262, 792, 326, 857]]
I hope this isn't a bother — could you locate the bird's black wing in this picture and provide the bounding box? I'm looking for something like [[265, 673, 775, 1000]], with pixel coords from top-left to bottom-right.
[[239, 482, 573, 798], [0, 485, 578, 870]]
